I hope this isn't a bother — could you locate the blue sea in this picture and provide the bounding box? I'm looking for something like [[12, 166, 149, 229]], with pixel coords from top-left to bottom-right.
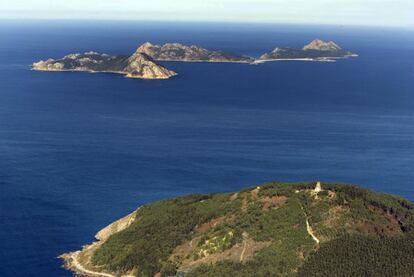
[[0, 20, 414, 276]]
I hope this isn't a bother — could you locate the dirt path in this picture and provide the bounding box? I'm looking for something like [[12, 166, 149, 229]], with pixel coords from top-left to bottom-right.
[[65, 249, 135, 277], [239, 240, 247, 262], [70, 251, 117, 277], [300, 204, 320, 244], [305, 219, 320, 244]]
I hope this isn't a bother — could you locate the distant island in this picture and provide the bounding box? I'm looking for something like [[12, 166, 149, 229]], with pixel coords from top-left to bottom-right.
[[60, 182, 414, 277], [256, 39, 358, 63], [32, 39, 357, 79]]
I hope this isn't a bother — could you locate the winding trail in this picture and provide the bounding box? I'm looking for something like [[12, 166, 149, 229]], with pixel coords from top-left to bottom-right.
[[240, 241, 247, 262], [305, 219, 320, 244], [300, 204, 320, 245], [70, 251, 117, 277], [64, 251, 134, 277], [66, 249, 135, 277]]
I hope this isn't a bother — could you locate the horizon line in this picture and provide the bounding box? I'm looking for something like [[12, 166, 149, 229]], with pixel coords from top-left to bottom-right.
[[1, 18, 413, 30]]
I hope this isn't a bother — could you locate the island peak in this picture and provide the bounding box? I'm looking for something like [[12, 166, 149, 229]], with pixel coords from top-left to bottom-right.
[[303, 39, 342, 51]]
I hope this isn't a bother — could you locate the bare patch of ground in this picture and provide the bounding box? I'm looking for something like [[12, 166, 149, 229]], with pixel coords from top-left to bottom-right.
[[246, 187, 288, 211], [327, 190, 336, 200], [170, 237, 201, 265], [194, 216, 226, 233], [260, 195, 288, 211], [349, 205, 402, 236], [250, 187, 260, 200], [297, 250, 305, 260], [177, 237, 271, 272], [229, 193, 238, 201], [324, 206, 349, 228]]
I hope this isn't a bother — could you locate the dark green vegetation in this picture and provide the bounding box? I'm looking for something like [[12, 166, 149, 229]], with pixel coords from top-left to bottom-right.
[[92, 193, 241, 275], [90, 182, 414, 276], [298, 234, 414, 277]]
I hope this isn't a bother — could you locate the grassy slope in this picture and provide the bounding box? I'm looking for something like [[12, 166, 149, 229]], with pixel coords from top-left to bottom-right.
[[91, 182, 414, 277]]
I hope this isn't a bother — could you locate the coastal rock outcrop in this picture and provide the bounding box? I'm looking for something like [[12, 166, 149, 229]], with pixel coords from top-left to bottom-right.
[[136, 42, 254, 63], [32, 51, 177, 79]]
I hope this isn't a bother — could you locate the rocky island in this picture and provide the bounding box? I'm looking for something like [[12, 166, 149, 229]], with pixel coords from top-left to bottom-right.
[[257, 39, 358, 62], [33, 39, 357, 80], [136, 42, 254, 63], [32, 50, 177, 79], [61, 182, 414, 277]]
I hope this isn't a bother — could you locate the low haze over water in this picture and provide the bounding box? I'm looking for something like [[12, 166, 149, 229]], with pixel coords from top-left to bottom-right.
[[1, 21, 414, 276]]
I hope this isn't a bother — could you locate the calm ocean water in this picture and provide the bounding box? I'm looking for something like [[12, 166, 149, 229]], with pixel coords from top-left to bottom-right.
[[0, 20, 414, 276]]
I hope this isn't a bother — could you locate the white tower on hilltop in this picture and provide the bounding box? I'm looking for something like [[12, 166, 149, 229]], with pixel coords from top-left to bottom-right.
[[314, 181, 322, 193]]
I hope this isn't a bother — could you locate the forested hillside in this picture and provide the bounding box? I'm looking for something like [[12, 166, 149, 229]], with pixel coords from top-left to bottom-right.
[[62, 182, 414, 277]]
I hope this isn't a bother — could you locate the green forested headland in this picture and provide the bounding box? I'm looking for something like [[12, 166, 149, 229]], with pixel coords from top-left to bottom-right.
[[73, 182, 414, 277]]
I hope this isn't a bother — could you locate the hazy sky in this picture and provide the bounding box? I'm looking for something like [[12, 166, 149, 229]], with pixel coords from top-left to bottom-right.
[[1, 0, 413, 27]]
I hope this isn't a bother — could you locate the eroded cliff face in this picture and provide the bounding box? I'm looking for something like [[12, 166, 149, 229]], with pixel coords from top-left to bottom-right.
[[136, 42, 254, 63], [32, 51, 177, 79], [124, 52, 177, 79], [95, 210, 137, 241]]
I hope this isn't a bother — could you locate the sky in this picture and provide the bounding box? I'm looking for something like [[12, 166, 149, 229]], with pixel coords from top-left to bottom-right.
[[0, 0, 413, 27]]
